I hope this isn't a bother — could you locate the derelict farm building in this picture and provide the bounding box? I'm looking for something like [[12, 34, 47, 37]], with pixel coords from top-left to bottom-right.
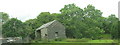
[[35, 20, 66, 40]]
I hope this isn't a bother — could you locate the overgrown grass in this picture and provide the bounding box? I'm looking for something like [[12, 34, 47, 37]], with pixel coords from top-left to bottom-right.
[[29, 38, 119, 45], [64, 38, 91, 42], [87, 40, 116, 43], [30, 43, 118, 45], [49, 40, 117, 43], [31, 38, 118, 43], [100, 34, 112, 40]]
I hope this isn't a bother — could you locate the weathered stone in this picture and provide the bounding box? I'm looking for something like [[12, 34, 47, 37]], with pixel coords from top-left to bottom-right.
[[35, 20, 66, 40]]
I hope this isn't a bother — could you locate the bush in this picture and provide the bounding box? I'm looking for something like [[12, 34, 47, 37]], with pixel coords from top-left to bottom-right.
[[31, 39, 42, 43], [100, 34, 112, 39], [65, 38, 91, 42], [78, 38, 92, 42], [54, 38, 63, 41]]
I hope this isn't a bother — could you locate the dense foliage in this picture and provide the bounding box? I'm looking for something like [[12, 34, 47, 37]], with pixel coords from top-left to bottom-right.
[[0, 12, 9, 23], [2, 4, 119, 39], [2, 18, 27, 37]]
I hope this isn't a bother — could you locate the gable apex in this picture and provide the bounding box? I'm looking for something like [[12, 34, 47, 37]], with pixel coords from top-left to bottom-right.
[[36, 20, 58, 31]]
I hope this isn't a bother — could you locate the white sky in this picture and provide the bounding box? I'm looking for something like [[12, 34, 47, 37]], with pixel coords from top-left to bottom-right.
[[0, 0, 120, 22]]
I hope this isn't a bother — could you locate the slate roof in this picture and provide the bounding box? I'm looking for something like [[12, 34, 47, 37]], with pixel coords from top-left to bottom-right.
[[36, 20, 57, 31]]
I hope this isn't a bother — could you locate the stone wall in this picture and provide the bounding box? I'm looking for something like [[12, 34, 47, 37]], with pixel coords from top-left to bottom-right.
[[47, 21, 66, 40]]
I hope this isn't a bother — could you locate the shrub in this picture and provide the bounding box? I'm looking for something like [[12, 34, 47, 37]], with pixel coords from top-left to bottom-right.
[[100, 34, 112, 39], [65, 38, 91, 42], [78, 38, 92, 42], [54, 38, 63, 41]]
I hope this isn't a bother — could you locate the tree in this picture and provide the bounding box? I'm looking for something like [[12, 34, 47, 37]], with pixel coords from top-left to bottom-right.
[[59, 4, 105, 39], [36, 12, 55, 27], [85, 27, 104, 39], [118, 21, 120, 40], [107, 14, 119, 39], [84, 4, 103, 19], [24, 19, 37, 39], [0, 12, 9, 23], [2, 18, 26, 37]]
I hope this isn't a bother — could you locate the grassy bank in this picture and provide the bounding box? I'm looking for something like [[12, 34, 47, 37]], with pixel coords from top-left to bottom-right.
[[31, 38, 118, 43], [30, 43, 119, 45]]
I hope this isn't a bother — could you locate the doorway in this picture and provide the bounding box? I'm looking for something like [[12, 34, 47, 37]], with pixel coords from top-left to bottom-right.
[[55, 32, 58, 38]]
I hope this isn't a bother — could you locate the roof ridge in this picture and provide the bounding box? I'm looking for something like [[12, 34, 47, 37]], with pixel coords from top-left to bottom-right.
[[36, 20, 57, 30]]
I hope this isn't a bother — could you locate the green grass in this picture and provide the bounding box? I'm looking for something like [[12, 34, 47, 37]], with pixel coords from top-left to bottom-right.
[[100, 34, 112, 40], [49, 40, 117, 43], [87, 40, 115, 43], [30, 39, 119, 45], [31, 39, 118, 43], [30, 43, 118, 45], [30, 38, 119, 45]]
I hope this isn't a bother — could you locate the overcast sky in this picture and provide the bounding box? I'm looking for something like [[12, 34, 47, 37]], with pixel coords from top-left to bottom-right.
[[0, 0, 120, 22]]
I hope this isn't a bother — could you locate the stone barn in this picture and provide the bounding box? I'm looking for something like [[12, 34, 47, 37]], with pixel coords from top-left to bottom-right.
[[35, 20, 66, 40]]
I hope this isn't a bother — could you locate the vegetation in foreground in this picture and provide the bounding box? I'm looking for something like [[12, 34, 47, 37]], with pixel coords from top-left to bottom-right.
[[31, 38, 118, 43]]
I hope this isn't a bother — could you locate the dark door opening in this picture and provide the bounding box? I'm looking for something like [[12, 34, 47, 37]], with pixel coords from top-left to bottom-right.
[[45, 34, 47, 38], [55, 32, 58, 38]]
